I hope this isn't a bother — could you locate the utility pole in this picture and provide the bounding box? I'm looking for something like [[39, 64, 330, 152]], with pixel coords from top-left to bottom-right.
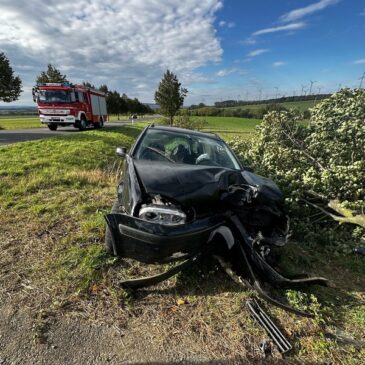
[[359, 72, 365, 88], [309, 80, 317, 95], [258, 88, 263, 101], [274, 87, 279, 99], [317, 86, 322, 94]]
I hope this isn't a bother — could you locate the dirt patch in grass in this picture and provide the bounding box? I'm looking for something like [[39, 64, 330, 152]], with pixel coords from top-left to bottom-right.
[[1, 126, 364, 364]]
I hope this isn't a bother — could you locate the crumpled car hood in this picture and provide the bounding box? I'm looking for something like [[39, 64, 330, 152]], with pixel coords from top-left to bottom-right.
[[133, 159, 283, 209]]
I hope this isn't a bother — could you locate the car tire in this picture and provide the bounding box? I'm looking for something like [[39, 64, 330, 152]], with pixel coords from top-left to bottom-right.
[[48, 124, 57, 131], [105, 199, 123, 254], [78, 115, 87, 131]]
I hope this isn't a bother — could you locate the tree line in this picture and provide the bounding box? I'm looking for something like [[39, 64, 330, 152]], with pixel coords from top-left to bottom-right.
[[188, 103, 312, 120], [210, 94, 331, 108]]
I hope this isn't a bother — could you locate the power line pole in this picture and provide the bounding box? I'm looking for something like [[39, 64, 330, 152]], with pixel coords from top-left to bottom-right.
[[309, 80, 317, 95], [359, 72, 365, 88]]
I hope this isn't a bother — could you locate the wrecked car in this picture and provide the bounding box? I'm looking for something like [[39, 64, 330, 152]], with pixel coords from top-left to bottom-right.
[[105, 125, 327, 317]]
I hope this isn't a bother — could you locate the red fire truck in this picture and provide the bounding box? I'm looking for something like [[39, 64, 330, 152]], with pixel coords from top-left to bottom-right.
[[32, 83, 108, 131]]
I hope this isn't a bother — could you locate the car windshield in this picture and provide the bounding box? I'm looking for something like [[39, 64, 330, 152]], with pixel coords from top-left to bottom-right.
[[134, 129, 241, 170], [38, 90, 72, 103]]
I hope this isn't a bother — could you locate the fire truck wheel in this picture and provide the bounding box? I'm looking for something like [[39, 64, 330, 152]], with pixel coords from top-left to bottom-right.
[[78, 116, 87, 131], [94, 118, 104, 129], [48, 124, 57, 131]]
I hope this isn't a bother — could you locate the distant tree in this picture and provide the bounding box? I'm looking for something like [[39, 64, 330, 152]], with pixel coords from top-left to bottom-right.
[[99, 84, 109, 93], [36, 64, 68, 84], [154, 70, 187, 125], [82, 81, 93, 88], [0, 52, 22, 102]]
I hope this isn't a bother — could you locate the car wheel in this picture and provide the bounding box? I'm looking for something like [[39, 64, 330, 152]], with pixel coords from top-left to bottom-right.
[[105, 199, 123, 254], [48, 124, 57, 131], [78, 115, 87, 131]]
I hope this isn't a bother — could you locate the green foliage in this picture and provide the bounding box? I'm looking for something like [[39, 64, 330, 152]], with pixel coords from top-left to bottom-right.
[[154, 69, 187, 125], [106, 91, 152, 117], [0, 52, 22, 102], [229, 89, 365, 242], [191, 103, 296, 120], [36, 64, 68, 84], [173, 110, 208, 130]]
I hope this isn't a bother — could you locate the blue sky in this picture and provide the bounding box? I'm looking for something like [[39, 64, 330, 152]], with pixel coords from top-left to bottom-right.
[[194, 0, 365, 103], [0, 0, 364, 105]]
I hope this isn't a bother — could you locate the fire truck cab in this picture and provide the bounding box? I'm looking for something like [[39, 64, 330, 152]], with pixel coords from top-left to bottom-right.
[[32, 83, 108, 131]]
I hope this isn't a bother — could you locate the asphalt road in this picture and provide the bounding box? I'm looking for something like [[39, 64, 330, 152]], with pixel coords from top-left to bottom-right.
[[0, 118, 154, 146]]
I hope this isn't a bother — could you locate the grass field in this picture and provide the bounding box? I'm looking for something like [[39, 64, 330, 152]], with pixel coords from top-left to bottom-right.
[[0, 115, 42, 129], [0, 120, 364, 363], [202, 116, 260, 139]]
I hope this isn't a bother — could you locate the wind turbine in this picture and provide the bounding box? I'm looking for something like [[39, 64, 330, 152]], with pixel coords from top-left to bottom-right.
[[309, 80, 317, 95], [274, 87, 279, 99], [359, 72, 365, 88]]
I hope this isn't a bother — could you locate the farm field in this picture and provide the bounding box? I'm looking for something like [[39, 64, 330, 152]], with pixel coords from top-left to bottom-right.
[[0, 115, 42, 129], [0, 123, 364, 364], [0, 114, 154, 130], [202, 116, 260, 139]]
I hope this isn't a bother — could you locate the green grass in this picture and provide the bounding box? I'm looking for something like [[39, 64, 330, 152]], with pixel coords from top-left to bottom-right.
[[202, 116, 260, 139], [0, 115, 42, 129], [0, 122, 364, 363]]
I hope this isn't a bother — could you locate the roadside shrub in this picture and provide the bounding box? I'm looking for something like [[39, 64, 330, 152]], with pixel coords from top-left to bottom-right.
[[229, 89, 365, 244], [157, 111, 207, 131], [173, 111, 207, 131]]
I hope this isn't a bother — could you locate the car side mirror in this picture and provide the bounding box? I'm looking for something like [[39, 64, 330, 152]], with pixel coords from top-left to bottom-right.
[[116, 146, 127, 158], [243, 166, 254, 172]]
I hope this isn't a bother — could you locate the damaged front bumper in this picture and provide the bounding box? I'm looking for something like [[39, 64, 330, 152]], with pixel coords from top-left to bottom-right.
[[105, 213, 225, 263]]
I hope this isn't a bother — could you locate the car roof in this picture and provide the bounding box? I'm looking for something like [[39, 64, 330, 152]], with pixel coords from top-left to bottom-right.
[[149, 125, 221, 140]]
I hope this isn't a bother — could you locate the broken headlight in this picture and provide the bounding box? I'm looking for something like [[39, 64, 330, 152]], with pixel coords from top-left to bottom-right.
[[139, 202, 187, 225], [139, 195, 187, 226], [139, 205, 186, 225]]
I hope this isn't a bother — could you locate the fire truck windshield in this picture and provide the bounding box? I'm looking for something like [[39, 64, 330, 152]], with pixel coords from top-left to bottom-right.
[[38, 90, 74, 103]]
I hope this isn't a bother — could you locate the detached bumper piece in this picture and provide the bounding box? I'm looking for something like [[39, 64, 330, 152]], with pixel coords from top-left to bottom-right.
[[105, 211, 328, 317], [246, 299, 292, 355]]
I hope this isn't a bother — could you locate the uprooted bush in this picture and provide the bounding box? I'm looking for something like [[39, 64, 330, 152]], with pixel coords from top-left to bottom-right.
[[229, 88, 365, 246]]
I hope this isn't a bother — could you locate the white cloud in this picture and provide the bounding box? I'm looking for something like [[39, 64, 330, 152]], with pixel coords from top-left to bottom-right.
[[219, 20, 235, 28], [353, 59, 365, 65], [252, 22, 306, 36], [280, 0, 340, 23], [0, 0, 223, 105], [273, 61, 287, 67], [247, 49, 269, 57], [240, 37, 257, 45], [216, 68, 247, 77]]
